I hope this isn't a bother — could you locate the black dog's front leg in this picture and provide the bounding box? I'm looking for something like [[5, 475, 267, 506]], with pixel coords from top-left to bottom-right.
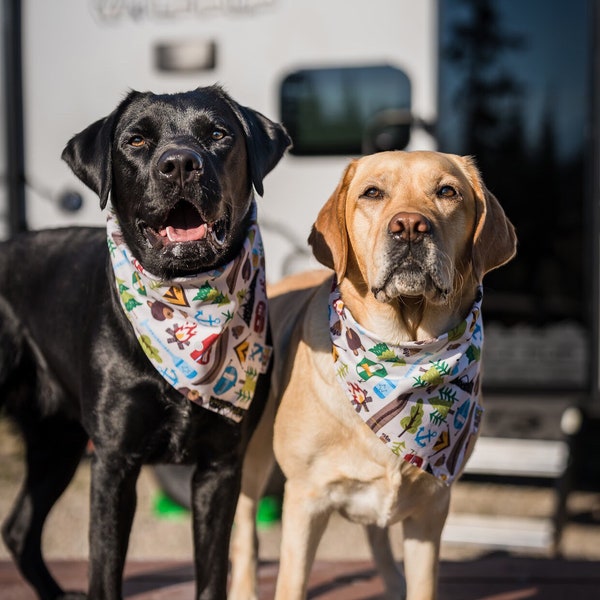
[[191, 456, 242, 599], [87, 454, 140, 600]]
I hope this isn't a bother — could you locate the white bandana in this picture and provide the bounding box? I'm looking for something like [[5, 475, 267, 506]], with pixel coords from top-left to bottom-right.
[[329, 279, 484, 483], [106, 202, 271, 423]]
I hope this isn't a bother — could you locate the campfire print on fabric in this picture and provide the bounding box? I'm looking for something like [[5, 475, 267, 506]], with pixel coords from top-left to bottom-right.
[[329, 279, 484, 483]]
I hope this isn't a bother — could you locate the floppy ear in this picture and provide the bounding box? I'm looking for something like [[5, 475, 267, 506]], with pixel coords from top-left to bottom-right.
[[462, 156, 517, 278], [308, 160, 357, 281], [223, 93, 292, 197], [61, 91, 139, 209]]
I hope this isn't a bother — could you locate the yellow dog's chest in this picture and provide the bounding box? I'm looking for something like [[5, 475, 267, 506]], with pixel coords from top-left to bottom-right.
[[275, 348, 444, 528]]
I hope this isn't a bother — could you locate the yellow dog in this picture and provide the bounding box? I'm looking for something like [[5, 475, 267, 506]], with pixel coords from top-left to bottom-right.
[[230, 150, 517, 600]]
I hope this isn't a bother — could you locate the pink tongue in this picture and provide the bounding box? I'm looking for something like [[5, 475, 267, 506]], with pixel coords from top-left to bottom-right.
[[165, 223, 208, 242], [160, 202, 208, 242]]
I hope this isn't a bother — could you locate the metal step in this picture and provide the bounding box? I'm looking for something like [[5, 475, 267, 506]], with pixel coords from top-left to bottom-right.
[[443, 436, 570, 552], [465, 436, 569, 478], [443, 513, 555, 551]]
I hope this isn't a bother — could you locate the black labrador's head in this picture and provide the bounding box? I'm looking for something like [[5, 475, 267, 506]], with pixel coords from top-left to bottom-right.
[[62, 85, 291, 277]]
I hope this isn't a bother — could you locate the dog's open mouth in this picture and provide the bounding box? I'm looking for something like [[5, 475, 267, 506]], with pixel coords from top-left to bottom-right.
[[144, 201, 228, 248], [160, 201, 207, 243]]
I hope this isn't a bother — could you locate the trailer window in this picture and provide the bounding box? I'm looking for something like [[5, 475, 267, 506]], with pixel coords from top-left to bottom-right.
[[280, 65, 411, 156]]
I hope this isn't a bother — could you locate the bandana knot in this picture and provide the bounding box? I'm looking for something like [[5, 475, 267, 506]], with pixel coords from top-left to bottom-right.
[[329, 279, 484, 483], [107, 201, 271, 423]]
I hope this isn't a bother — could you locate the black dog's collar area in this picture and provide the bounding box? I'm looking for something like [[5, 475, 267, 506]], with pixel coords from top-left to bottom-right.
[[107, 202, 272, 423], [140, 200, 229, 249]]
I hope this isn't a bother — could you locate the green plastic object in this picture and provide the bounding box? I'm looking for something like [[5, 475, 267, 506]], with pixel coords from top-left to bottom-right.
[[153, 492, 189, 520], [256, 495, 282, 527], [152, 492, 282, 527]]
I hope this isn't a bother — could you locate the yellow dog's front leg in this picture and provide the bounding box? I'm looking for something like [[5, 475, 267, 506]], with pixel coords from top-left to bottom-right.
[[401, 487, 450, 600], [274, 480, 332, 600]]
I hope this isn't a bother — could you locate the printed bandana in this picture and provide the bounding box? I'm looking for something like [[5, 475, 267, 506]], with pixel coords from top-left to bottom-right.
[[106, 202, 271, 423], [329, 279, 484, 483]]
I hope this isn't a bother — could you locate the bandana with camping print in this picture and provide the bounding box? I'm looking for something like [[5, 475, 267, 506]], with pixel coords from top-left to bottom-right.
[[329, 278, 484, 483], [106, 201, 271, 423]]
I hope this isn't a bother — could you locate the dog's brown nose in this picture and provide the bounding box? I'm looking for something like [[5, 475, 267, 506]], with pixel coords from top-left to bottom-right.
[[388, 212, 431, 242], [157, 148, 203, 186]]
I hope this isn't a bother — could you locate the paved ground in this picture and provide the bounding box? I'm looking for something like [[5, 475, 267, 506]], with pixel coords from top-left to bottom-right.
[[1, 416, 600, 598], [3, 557, 600, 599]]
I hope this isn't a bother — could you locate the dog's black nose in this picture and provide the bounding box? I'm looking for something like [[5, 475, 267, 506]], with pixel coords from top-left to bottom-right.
[[388, 212, 432, 243], [157, 148, 203, 186]]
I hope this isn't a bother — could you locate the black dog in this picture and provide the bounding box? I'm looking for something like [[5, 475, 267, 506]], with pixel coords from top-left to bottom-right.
[[0, 85, 290, 599]]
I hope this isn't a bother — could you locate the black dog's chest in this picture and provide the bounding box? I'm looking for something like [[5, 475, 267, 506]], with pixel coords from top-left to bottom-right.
[[146, 391, 207, 464], [121, 372, 244, 465]]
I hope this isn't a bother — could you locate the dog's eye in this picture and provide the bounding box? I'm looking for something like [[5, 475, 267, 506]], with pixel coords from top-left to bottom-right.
[[211, 129, 226, 141], [438, 185, 458, 198], [128, 135, 146, 148], [362, 186, 384, 200]]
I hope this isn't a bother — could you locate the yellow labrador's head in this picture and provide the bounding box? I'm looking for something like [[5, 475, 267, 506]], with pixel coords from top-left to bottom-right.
[[309, 151, 516, 305]]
